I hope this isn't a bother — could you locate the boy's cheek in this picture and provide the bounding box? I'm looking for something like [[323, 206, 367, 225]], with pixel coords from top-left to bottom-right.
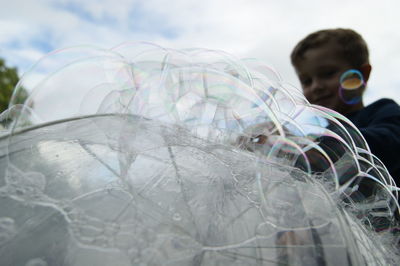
[[302, 92, 314, 103]]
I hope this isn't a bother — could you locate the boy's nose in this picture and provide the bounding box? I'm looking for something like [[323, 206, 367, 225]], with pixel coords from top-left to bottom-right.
[[309, 79, 324, 93]]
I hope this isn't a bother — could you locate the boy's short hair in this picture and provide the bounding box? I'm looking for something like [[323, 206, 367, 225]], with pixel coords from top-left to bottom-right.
[[291, 28, 369, 68]]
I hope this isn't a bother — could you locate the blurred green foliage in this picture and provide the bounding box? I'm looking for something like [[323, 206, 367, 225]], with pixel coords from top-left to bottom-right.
[[0, 58, 28, 114]]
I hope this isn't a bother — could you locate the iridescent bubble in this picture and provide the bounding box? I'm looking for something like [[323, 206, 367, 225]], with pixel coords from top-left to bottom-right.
[[339, 69, 365, 105]]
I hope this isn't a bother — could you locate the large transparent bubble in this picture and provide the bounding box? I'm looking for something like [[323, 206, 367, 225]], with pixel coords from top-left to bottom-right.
[[0, 42, 399, 265]]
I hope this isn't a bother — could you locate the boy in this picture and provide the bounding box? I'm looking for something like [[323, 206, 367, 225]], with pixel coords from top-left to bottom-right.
[[291, 28, 400, 185]]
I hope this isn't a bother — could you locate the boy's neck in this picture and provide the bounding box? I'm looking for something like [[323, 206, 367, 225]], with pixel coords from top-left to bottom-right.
[[343, 100, 364, 115]]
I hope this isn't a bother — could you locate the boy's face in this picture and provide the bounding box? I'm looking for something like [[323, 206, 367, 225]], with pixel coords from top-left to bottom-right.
[[293, 41, 357, 114]]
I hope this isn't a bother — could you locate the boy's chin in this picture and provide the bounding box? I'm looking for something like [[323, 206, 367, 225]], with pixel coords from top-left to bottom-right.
[[312, 101, 349, 114]]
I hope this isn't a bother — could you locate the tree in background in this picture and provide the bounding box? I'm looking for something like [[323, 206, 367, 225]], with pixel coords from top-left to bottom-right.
[[0, 58, 29, 113], [0, 58, 31, 129]]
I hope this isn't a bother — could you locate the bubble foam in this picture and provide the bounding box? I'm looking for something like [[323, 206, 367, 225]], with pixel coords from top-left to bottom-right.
[[0, 42, 399, 265]]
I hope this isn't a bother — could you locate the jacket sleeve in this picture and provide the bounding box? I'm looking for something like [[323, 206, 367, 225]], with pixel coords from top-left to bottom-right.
[[358, 115, 400, 184]]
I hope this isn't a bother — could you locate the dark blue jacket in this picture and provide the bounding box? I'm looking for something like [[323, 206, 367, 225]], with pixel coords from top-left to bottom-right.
[[346, 98, 400, 186]]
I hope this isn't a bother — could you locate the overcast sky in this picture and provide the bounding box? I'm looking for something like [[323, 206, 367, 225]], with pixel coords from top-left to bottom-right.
[[1, 0, 400, 105]]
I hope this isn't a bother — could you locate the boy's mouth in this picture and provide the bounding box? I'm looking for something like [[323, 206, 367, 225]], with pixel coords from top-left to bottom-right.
[[312, 94, 332, 105]]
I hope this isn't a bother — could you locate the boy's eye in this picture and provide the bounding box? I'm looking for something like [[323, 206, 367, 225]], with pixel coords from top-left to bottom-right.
[[300, 78, 311, 86], [320, 70, 336, 78]]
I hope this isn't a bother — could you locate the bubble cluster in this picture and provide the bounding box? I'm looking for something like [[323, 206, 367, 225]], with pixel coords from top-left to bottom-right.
[[0, 42, 399, 265]]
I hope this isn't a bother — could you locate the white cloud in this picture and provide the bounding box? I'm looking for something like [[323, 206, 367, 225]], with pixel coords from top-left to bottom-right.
[[1, 0, 400, 106]]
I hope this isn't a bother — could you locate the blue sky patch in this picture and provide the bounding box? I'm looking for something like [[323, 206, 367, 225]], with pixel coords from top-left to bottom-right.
[[127, 3, 180, 39], [52, 1, 118, 26], [30, 31, 55, 53]]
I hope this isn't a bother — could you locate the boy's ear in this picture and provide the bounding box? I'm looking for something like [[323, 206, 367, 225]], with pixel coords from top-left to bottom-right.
[[360, 63, 372, 82]]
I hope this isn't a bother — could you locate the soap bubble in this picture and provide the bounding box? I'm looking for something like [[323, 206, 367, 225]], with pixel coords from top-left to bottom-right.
[[339, 69, 365, 105], [25, 258, 47, 266], [0, 43, 399, 265], [0, 217, 16, 246]]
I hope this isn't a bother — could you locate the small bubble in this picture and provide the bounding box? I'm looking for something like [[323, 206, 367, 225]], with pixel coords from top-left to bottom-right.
[[55, 171, 64, 177], [0, 218, 15, 229], [62, 205, 73, 213], [0, 188, 7, 198], [172, 213, 181, 221], [0, 217, 16, 245], [25, 258, 48, 266], [15, 188, 25, 195], [26, 172, 47, 191], [339, 69, 364, 104]]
